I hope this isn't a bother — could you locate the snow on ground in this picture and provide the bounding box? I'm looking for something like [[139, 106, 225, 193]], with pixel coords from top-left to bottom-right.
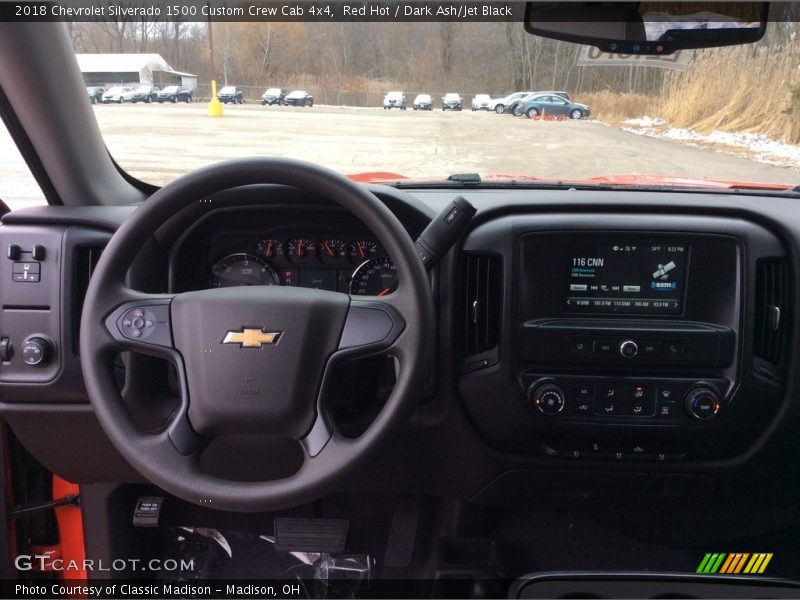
[[620, 116, 800, 170]]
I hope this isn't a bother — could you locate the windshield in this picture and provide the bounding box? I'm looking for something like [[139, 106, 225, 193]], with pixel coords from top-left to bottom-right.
[[72, 15, 799, 191]]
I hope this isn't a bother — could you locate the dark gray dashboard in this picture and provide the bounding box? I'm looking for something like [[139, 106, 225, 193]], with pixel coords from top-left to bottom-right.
[[0, 186, 798, 498]]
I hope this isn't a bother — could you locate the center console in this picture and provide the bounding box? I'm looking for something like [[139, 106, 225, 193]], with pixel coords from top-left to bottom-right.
[[457, 213, 788, 464]]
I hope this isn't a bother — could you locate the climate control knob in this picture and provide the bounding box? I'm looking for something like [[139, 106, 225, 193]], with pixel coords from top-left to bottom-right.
[[22, 337, 52, 367], [685, 387, 721, 420], [529, 383, 566, 415]]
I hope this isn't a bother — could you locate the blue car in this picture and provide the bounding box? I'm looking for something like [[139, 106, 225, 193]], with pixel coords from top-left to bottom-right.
[[517, 93, 590, 119]]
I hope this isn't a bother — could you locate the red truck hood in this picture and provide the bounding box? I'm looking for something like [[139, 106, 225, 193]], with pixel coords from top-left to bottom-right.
[[347, 172, 793, 191]]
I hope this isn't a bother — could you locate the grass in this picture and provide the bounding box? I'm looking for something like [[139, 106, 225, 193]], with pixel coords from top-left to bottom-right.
[[578, 40, 800, 145]]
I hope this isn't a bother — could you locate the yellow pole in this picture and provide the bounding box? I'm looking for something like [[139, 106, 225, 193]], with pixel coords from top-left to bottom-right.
[[209, 79, 223, 117]]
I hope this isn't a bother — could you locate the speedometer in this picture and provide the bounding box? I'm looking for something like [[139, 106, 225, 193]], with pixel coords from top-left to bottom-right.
[[210, 253, 280, 287], [349, 255, 397, 296]]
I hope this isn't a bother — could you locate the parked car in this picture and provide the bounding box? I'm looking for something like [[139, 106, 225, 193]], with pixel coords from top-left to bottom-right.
[[284, 90, 314, 106], [218, 86, 244, 104], [125, 85, 159, 103], [488, 91, 532, 114], [157, 86, 192, 103], [442, 93, 463, 111], [517, 93, 591, 119], [86, 86, 104, 104], [471, 94, 492, 111], [412, 94, 433, 110], [261, 87, 286, 105], [101, 86, 132, 104], [508, 91, 576, 116], [383, 91, 407, 110]]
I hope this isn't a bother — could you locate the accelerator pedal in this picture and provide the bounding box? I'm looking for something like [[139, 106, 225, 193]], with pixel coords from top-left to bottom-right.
[[383, 495, 421, 568]]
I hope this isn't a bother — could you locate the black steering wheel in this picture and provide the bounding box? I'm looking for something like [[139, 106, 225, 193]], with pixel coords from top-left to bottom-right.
[[80, 158, 434, 512]]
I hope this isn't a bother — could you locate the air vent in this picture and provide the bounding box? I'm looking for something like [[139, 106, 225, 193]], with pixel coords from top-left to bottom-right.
[[73, 245, 104, 352], [753, 258, 789, 380], [459, 253, 502, 371]]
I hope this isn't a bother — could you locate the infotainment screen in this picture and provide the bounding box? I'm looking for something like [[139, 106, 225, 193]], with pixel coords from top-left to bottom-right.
[[565, 242, 689, 314]]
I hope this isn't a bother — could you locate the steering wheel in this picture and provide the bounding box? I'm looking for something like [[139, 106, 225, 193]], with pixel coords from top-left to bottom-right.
[[80, 158, 434, 512]]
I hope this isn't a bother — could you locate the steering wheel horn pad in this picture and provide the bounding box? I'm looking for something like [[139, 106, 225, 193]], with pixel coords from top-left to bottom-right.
[[172, 285, 349, 439]]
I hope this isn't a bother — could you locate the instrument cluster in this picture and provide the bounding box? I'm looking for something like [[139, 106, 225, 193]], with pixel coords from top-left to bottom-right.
[[209, 235, 398, 296]]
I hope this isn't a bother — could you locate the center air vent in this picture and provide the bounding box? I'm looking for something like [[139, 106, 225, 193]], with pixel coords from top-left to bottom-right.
[[753, 258, 789, 381], [459, 253, 502, 371]]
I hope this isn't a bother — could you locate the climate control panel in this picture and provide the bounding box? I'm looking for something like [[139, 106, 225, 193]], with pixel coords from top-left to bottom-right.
[[522, 374, 728, 423]]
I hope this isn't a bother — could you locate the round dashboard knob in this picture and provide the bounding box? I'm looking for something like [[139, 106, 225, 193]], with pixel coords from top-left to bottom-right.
[[529, 383, 566, 415], [22, 337, 52, 367], [685, 387, 721, 420], [619, 340, 638, 358]]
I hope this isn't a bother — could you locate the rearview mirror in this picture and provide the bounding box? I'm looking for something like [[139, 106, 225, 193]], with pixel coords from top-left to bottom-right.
[[524, 2, 768, 55]]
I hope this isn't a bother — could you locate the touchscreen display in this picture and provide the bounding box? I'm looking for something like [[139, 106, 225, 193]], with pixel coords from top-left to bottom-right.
[[566, 242, 689, 314]]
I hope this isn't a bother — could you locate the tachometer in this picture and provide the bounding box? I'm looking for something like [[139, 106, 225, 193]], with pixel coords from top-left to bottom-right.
[[350, 255, 397, 296], [210, 253, 279, 287]]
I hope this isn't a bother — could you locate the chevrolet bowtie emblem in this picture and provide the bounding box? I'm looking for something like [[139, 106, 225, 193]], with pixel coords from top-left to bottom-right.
[[222, 328, 282, 348]]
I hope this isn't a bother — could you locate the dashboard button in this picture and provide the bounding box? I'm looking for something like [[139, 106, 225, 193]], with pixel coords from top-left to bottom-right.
[[657, 402, 677, 417], [641, 341, 662, 356], [664, 341, 687, 357], [567, 337, 592, 355], [593, 339, 614, 355]]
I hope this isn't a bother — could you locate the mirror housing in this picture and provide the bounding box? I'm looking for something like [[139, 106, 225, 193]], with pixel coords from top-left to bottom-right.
[[524, 2, 769, 55]]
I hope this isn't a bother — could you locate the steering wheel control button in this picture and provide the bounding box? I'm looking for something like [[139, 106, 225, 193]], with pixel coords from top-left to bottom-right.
[[7, 244, 21, 260], [22, 337, 52, 367], [685, 387, 721, 420], [619, 339, 639, 358], [530, 383, 566, 415], [114, 302, 172, 347]]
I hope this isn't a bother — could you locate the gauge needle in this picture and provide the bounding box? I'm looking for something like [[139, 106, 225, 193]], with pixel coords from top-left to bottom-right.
[[323, 241, 335, 257], [297, 240, 304, 256], [357, 242, 365, 258], [377, 288, 391, 296], [266, 241, 273, 256]]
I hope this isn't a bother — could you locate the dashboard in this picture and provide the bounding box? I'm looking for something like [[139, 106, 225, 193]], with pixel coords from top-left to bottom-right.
[[0, 186, 798, 502]]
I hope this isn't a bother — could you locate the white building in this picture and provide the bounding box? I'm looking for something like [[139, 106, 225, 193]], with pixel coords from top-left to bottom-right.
[[76, 54, 197, 89]]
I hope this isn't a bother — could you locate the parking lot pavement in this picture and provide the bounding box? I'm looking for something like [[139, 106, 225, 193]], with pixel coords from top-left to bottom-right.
[[12, 104, 800, 208]]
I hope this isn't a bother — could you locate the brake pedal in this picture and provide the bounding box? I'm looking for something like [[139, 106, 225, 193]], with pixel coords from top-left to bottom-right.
[[274, 517, 349, 553]]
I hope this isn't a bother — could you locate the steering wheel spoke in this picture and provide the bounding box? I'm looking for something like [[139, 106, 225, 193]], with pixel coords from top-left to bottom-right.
[[336, 297, 406, 359]]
